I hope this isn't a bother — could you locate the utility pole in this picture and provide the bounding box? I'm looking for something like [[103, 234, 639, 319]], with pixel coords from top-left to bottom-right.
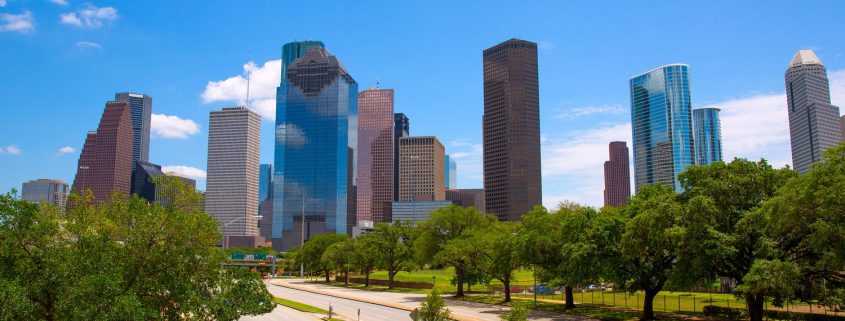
[[300, 193, 305, 278]]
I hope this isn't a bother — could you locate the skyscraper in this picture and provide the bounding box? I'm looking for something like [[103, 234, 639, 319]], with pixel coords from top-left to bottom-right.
[[785, 50, 842, 173], [444, 155, 457, 189], [259, 164, 272, 203], [603, 141, 631, 207], [482, 38, 542, 221], [131, 161, 197, 205], [22, 179, 69, 211], [630, 64, 695, 192], [273, 46, 357, 251], [446, 188, 485, 210], [206, 107, 261, 248], [357, 88, 395, 224], [693, 107, 723, 165], [115, 92, 152, 163], [72, 101, 134, 203], [399, 136, 445, 201], [393, 113, 409, 201]]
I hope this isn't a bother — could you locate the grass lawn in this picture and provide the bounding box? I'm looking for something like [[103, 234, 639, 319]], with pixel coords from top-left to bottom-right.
[[272, 297, 343, 321], [367, 267, 536, 293]]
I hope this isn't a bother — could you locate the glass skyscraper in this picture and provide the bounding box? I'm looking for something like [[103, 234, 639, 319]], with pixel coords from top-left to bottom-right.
[[115, 92, 152, 163], [444, 154, 456, 189], [272, 44, 357, 251], [693, 107, 723, 165], [630, 64, 695, 192], [259, 163, 272, 203]]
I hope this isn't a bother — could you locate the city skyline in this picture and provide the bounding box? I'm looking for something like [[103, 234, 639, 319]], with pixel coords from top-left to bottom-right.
[[2, 1, 845, 208]]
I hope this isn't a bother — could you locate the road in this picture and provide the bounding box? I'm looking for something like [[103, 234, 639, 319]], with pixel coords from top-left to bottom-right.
[[240, 305, 323, 321], [265, 281, 414, 321]]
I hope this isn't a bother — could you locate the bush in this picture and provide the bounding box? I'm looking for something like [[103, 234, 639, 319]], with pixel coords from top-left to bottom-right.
[[702, 305, 845, 321], [412, 289, 451, 321], [500, 302, 529, 321]]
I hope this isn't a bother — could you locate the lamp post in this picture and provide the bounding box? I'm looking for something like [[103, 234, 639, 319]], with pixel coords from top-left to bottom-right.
[[300, 193, 306, 278]]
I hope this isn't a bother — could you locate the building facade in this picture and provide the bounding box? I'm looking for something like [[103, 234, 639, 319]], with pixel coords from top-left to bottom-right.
[[115, 92, 152, 163], [259, 163, 272, 203], [391, 201, 453, 225], [206, 107, 262, 248], [444, 155, 456, 190], [131, 160, 164, 202], [393, 113, 409, 201], [785, 50, 842, 173], [482, 38, 542, 221], [445, 188, 485, 210], [273, 46, 358, 251], [22, 179, 69, 210], [693, 107, 723, 165], [630, 64, 695, 192], [399, 136, 445, 202], [603, 141, 631, 207], [72, 101, 134, 203], [357, 88, 395, 224]]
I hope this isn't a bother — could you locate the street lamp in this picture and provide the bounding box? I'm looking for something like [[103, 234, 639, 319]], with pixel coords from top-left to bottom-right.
[[222, 215, 262, 248]]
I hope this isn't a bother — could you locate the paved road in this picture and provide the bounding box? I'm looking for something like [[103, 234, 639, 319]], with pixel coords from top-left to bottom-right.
[[266, 281, 414, 321], [240, 305, 322, 321]]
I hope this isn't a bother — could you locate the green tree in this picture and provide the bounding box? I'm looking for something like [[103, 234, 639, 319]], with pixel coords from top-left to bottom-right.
[[476, 221, 522, 302], [370, 221, 415, 289], [351, 233, 379, 287], [412, 289, 451, 321], [322, 238, 356, 286], [0, 179, 274, 321], [679, 159, 796, 321], [296, 233, 347, 282], [415, 205, 495, 297]]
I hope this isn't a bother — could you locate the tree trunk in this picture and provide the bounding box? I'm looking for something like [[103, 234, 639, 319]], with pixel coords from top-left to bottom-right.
[[745, 294, 765, 321], [365, 269, 371, 287], [641, 289, 658, 321], [565, 286, 575, 309], [325, 270, 331, 283], [388, 270, 396, 289], [455, 268, 465, 297], [503, 276, 512, 302], [344, 268, 349, 286]]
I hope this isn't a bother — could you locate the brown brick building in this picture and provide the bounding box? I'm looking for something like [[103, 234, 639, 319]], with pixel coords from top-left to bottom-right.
[[399, 136, 445, 202], [603, 141, 631, 207], [356, 88, 395, 224], [72, 101, 134, 203]]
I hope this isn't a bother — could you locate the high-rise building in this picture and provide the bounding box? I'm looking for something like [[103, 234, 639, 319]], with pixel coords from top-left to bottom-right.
[[603, 142, 631, 207], [72, 101, 134, 203], [259, 164, 272, 203], [785, 50, 842, 173], [391, 200, 453, 225], [273, 46, 357, 251], [446, 188, 485, 210], [482, 38, 542, 221], [206, 107, 261, 248], [840, 116, 845, 142], [393, 113, 410, 201], [399, 136, 445, 202], [115, 92, 152, 163], [630, 64, 695, 192], [357, 88, 395, 224], [22, 179, 69, 210], [131, 160, 164, 202], [693, 108, 723, 165], [444, 155, 457, 189]]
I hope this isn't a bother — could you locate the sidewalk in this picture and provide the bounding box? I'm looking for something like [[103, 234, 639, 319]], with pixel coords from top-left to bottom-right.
[[272, 279, 596, 321]]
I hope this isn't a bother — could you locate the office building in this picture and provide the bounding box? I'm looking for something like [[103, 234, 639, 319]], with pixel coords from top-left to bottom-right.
[[630, 64, 695, 192], [603, 142, 631, 207], [785, 50, 842, 173], [273, 46, 357, 251], [391, 201, 453, 225], [444, 155, 457, 189], [399, 136, 445, 202], [115, 92, 151, 163], [445, 188, 485, 210], [21, 179, 69, 210], [393, 113, 409, 201], [72, 101, 134, 203], [206, 107, 262, 248], [482, 38, 542, 221], [130, 160, 196, 205], [840, 116, 845, 142], [259, 164, 272, 203], [693, 108, 723, 165], [357, 88, 395, 224]]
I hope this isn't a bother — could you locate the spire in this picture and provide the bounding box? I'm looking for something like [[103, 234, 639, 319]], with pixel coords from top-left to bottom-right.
[[789, 49, 823, 67]]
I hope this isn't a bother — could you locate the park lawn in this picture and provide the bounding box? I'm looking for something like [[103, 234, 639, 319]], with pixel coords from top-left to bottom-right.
[[272, 297, 343, 321], [367, 268, 537, 293]]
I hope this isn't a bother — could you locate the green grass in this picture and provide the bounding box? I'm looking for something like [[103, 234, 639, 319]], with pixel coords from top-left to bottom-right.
[[367, 268, 536, 293], [272, 297, 343, 321]]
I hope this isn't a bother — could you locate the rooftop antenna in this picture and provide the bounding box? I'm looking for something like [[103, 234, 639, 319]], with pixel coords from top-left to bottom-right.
[[245, 66, 252, 108], [375, 79, 380, 90]]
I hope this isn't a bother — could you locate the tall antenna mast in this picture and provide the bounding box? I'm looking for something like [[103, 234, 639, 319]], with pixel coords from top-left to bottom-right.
[[245, 67, 252, 108]]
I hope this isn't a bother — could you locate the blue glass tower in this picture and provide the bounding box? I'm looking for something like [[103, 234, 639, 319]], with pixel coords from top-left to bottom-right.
[[259, 163, 272, 202], [630, 64, 695, 192], [272, 44, 357, 250], [444, 155, 457, 189], [693, 108, 723, 165]]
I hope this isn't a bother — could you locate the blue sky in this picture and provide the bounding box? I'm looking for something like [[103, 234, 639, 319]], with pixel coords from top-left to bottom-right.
[[1, 0, 844, 208]]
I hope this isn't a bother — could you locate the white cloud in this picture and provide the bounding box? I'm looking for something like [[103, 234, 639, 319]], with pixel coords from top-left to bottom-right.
[[0, 145, 22, 155], [1, 11, 34, 33], [713, 93, 791, 166], [50, 0, 69, 5], [556, 104, 626, 119], [151, 113, 199, 139], [60, 4, 117, 28], [75, 41, 101, 49], [162, 165, 206, 181], [830, 69, 845, 108], [202, 59, 281, 121], [0, 0, 6, 7], [448, 143, 483, 187], [57, 146, 76, 155]]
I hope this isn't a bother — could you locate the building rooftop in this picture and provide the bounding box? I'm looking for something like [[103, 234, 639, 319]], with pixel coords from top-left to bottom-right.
[[789, 49, 823, 67]]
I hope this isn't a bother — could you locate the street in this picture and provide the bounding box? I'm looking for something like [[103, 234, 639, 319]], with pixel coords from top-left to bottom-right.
[[265, 281, 414, 321], [239, 305, 324, 321]]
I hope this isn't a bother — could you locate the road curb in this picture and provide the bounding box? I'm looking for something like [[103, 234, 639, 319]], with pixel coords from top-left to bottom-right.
[[271, 280, 489, 321]]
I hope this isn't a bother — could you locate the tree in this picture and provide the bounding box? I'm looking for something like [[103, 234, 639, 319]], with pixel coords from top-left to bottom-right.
[[0, 179, 274, 321], [757, 144, 845, 312], [476, 221, 522, 302], [370, 221, 415, 289], [412, 289, 451, 321], [414, 205, 495, 297], [322, 238, 356, 286], [351, 233, 379, 287], [519, 206, 572, 307], [297, 233, 347, 282], [679, 159, 796, 321]]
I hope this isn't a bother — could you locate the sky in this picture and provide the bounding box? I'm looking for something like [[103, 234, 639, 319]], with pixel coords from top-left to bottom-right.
[[1, 0, 844, 209]]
